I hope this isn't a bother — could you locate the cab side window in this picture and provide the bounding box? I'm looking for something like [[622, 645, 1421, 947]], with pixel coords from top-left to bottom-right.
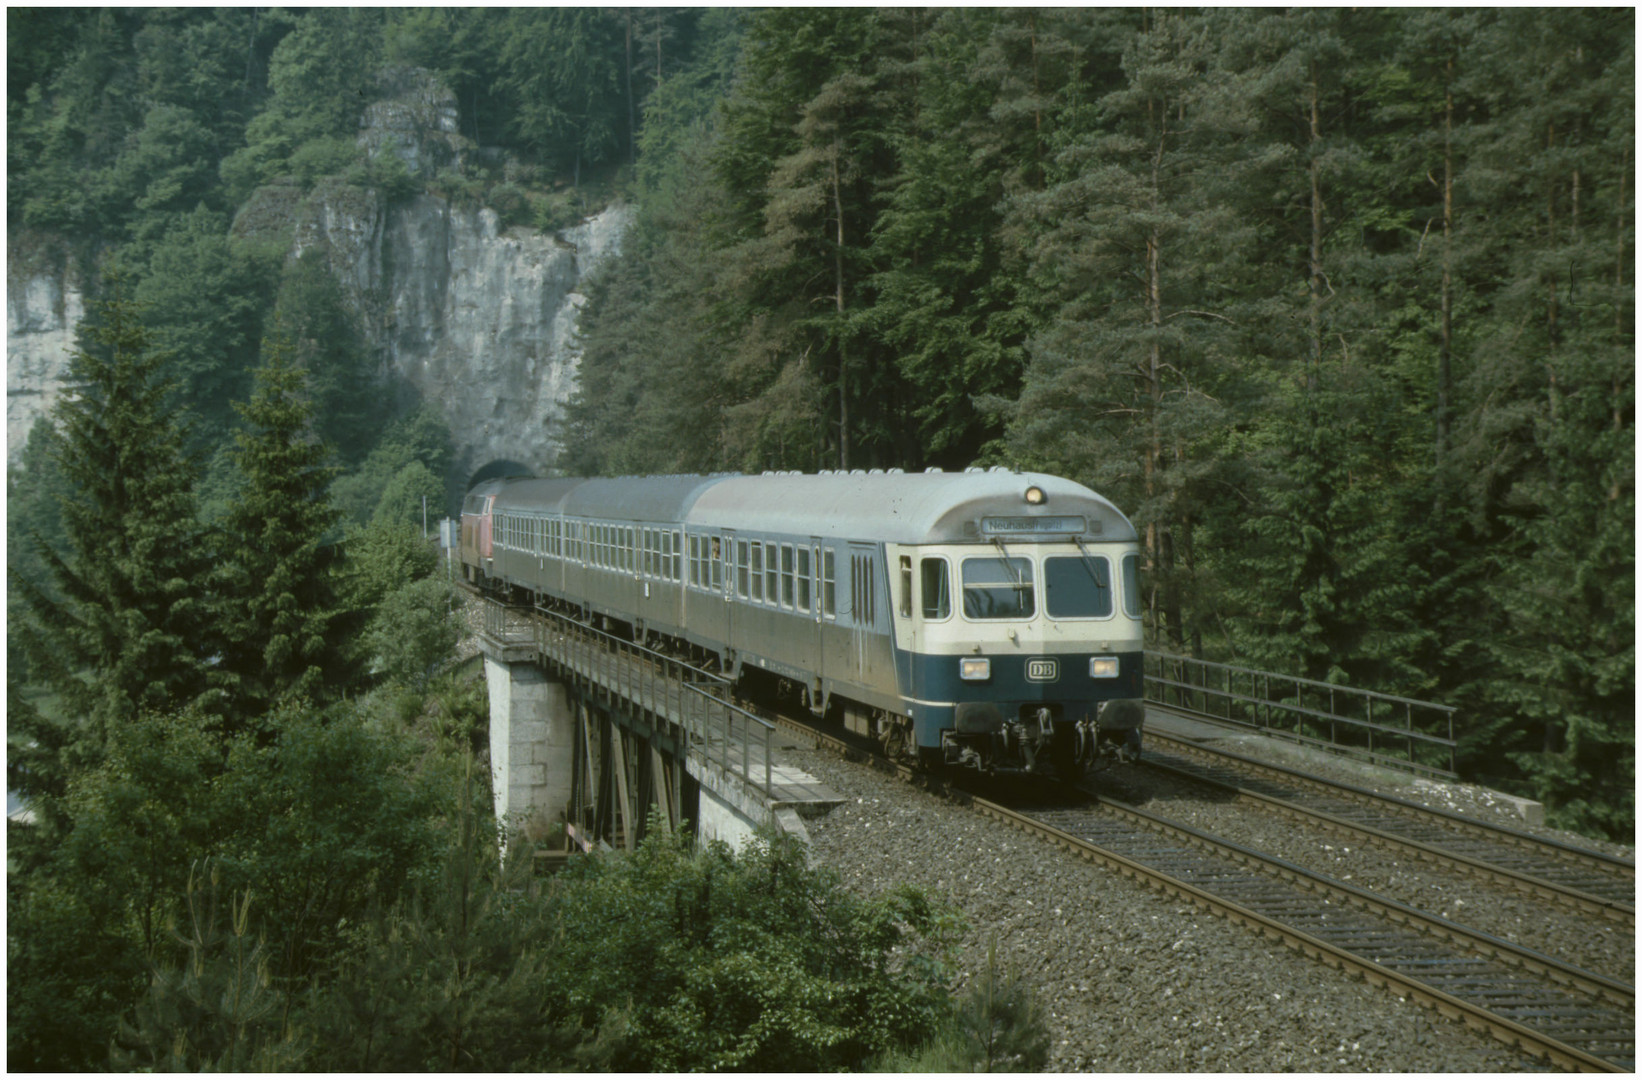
[[920, 557, 951, 620]]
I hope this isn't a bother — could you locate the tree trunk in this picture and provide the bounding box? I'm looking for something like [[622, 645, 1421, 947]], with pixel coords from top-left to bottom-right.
[[625, 10, 636, 167], [1307, 61, 1324, 396], [1436, 60, 1454, 491], [833, 140, 850, 470]]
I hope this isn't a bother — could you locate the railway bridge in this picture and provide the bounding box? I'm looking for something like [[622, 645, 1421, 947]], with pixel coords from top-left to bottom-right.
[[475, 594, 841, 861]]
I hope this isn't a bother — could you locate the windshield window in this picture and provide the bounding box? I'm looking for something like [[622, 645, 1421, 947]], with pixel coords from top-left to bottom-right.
[[961, 557, 1035, 620], [1045, 555, 1112, 618]]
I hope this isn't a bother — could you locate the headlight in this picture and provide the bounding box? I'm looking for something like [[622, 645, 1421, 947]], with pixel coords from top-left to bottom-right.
[[960, 657, 991, 681], [1089, 656, 1119, 679]]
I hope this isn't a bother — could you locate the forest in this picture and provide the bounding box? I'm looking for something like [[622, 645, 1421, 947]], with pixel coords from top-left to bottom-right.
[[561, 8, 1632, 837], [4, 6, 1632, 1070]]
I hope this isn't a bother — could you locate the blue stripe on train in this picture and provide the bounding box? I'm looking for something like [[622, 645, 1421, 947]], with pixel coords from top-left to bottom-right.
[[897, 650, 1143, 747]]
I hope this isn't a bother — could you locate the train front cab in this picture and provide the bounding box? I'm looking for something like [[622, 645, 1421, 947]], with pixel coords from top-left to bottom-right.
[[890, 533, 1145, 776], [458, 486, 501, 585]]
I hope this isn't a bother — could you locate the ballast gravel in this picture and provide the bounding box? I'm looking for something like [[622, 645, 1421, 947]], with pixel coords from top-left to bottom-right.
[[781, 746, 1544, 1073], [1099, 763, 1634, 986]]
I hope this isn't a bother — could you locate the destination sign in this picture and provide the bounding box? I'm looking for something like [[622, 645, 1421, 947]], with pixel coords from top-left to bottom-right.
[[980, 515, 1092, 536]]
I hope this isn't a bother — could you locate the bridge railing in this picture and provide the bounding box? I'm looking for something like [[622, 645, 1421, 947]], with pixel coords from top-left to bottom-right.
[[484, 601, 775, 798], [1143, 651, 1458, 779]]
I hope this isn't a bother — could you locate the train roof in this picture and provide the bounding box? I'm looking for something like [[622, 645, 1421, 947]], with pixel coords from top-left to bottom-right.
[[480, 469, 1136, 545], [684, 469, 1137, 544]]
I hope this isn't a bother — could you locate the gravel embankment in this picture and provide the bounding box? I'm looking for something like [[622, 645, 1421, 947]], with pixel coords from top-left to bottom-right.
[[783, 745, 1552, 1073]]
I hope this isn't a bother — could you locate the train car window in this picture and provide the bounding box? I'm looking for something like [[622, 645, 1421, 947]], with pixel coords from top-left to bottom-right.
[[736, 540, 749, 597], [689, 534, 701, 587], [822, 549, 837, 618], [750, 542, 764, 602], [712, 537, 724, 591], [671, 531, 681, 581], [961, 557, 1035, 620], [796, 547, 812, 612], [921, 558, 952, 620], [1122, 553, 1141, 618], [1044, 555, 1112, 618], [899, 555, 913, 618], [765, 544, 779, 605], [781, 545, 795, 608]]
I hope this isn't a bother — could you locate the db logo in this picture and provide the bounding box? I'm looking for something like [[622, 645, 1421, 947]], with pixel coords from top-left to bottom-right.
[[1026, 658, 1058, 682]]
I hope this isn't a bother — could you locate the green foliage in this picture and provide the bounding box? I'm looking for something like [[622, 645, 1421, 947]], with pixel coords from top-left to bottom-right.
[[114, 869, 310, 1071], [213, 338, 347, 718], [345, 519, 440, 613], [367, 576, 464, 690], [132, 206, 281, 451], [543, 826, 956, 1071], [873, 937, 1050, 1072], [10, 286, 216, 808], [329, 405, 456, 528], [212, 702, 462, 981], [564, 5, 1632, 836], [218, 9, 384, 202], [299, 762, 570, 1071], [269, 248, 382, 465], [7, 859, 148, 1071], [496, 9, 627, 180]]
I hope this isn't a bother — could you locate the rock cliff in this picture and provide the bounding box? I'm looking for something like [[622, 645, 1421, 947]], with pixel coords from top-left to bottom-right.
[[6, 246, 86, 465], [5, 67, 631, 494]]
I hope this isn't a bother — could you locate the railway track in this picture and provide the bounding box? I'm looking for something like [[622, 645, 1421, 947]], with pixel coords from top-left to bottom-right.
[[1138, 725, 1635, 925], [764, 709, 1634, 1071], [994, 791, 1634, 1072], [468, 597, 1633, 1069]]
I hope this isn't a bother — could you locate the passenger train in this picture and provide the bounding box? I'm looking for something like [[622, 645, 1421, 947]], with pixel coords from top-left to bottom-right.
[[459, 468, 1145, 777]]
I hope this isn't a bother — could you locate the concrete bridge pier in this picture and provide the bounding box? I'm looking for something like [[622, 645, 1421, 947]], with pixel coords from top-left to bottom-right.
[[484, 656, 575, 851]]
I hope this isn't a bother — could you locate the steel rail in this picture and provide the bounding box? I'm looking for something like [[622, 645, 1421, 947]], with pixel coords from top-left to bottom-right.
[[980, 794, 1634, 1072], [1143, 725, 1634, 920], [766, 708, 1632, 1071]]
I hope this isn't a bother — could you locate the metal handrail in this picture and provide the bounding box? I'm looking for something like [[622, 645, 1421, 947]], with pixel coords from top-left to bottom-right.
[[483, 600, 775, 797], [1143, 650, 1458, 779]]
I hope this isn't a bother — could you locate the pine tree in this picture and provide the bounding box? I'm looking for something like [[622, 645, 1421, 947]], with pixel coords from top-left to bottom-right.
[[213, 336, 344, 720], [1004, 10, 1238, 653], [10, 283, 216, 822]]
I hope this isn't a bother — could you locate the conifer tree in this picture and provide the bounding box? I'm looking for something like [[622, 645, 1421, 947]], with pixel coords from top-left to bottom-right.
[[213, 336, 344, 719], [10, 283, 215, 816]]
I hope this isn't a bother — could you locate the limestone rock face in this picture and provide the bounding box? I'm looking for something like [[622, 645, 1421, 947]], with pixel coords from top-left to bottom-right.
[[6, 249, 85, 465], [6, 67, 633, 492], [358, 67, 466, 181], [372, 195, 632, 488]]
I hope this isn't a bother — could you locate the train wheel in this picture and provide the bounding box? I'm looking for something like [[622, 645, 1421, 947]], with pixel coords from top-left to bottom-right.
[[1053, 722, 1083, 782], [880, 717, 910, 761]]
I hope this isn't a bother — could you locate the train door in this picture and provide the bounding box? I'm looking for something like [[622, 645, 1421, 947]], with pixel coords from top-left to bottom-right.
[[848, 543, 878, 683], [808, 537, 825, 696], [720, 529, 736, 661]]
